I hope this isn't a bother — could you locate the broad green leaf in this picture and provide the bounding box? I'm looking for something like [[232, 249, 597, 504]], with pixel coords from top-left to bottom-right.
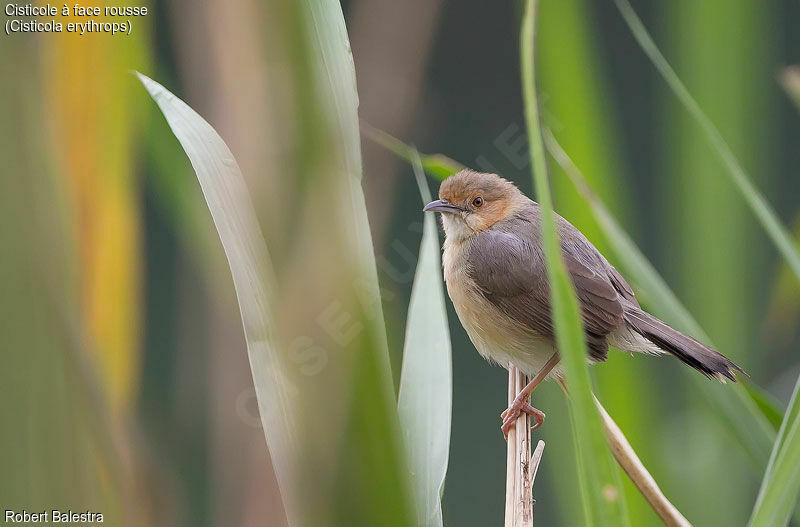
[[397, 151, 453, 527], [521, 1, 629, 525], [300, 3, 415, 525], [749, 375, 800, 526], [139, 1, 418, 522], [613, 0, 800, 286], [137, 73, 301, 524]]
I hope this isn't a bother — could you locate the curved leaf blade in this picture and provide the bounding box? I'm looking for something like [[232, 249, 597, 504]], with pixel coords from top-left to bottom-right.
[[613, 0, 800, 285], [749, 375, 800, 526], [136, 72, 300, 524], [397, 151, 453, 527]]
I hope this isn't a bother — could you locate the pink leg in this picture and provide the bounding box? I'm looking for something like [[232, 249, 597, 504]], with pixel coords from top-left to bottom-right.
[[501, 353, 560, 439]]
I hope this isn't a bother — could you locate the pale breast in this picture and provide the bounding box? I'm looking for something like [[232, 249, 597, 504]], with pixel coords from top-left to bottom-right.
[[443, 237, 556, 376]]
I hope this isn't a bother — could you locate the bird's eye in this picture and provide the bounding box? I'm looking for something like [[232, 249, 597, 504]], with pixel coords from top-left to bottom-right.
[[472, 196, 484, 207]]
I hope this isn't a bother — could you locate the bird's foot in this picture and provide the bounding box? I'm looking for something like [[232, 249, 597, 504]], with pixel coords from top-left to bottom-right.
[[501, 397, 545, 440]]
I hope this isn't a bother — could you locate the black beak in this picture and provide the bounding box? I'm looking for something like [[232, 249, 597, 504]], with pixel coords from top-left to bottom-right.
[[423, 199, 464, 213]]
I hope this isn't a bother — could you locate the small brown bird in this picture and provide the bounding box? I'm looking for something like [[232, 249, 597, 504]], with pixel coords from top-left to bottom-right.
[[423, 170, 742, 437]]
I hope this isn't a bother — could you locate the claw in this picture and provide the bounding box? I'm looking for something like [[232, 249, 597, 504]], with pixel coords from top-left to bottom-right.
[[501, 399, 546, 439]]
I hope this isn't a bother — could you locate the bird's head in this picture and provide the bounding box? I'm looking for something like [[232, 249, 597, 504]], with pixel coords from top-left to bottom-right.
[[423, 169, 526, 241]]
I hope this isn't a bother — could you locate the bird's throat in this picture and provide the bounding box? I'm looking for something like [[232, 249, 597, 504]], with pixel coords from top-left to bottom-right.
[[440, 213, 474, 243]]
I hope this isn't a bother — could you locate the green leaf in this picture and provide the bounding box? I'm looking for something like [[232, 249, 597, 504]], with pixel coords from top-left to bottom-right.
[[299, 3, 415, 524], [755, 79, 800, 522], [138, 2, 419, 523], [749, 375, 800, 526], [520, 1, 629, 525], [742, 382, 785, 431], [536, 3, 657, 520], [397, 151, 453, 527], [137, 72, 302, 523], [613, 0, 800, 286], [360, 121, 463, 180]]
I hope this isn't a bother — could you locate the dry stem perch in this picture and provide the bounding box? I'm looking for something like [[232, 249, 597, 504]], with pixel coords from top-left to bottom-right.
[[504, 370, 690, 526], [549, 380, 690, 526], [505, 367, 545, 527], [594, 397, 691, 527]]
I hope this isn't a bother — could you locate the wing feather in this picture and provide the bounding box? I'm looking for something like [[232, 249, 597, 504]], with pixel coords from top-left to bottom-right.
[[468, 215, 628, 361]]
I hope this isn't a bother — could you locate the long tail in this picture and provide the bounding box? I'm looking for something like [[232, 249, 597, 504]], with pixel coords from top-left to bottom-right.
[[624, 308, 744, 382]]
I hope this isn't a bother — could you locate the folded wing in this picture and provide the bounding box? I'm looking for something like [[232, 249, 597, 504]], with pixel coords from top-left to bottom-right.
[[467, 224, 627, 361]]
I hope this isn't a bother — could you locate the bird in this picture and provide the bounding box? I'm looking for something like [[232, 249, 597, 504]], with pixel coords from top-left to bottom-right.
[[423, 169, 743, 438]]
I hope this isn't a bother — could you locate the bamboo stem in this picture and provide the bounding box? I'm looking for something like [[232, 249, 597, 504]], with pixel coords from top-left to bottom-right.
[[505, 367, 545, 526]]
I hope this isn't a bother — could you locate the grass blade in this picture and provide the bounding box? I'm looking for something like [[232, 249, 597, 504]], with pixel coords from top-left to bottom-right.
[[360, 121, 464, 180], [303, 1, 395, 386], [300, 3, 416, 524], [521, 1, 629, 524], [613, 0, 800, 285], [742, 382, 785, 431], [747, 63, 800, 527], [397, 151, 453, 527], [749, 375, 800, 526], [536, 2, 656, 521], [136, 73, 301, 524]]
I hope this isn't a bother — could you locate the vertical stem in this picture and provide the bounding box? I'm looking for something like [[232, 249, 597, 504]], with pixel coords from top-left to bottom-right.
[[504, 369, 518, 525], [505, 367, 544, 526]]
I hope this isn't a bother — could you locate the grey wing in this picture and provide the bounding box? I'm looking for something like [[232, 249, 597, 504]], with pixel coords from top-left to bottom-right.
[[468, 228, 626, 361], [558, 217, 639, 308]]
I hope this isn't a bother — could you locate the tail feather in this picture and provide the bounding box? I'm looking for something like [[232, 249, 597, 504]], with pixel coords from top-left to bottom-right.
[[624, 308, 744, 382]]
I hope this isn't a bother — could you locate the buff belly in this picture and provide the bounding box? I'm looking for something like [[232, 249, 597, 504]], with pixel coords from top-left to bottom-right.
[[446, 274, 660, 378], [445, 264, 562, 378], [442, 222, 608, 378]]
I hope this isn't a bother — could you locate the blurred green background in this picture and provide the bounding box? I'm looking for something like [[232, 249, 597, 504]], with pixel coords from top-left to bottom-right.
[[2, 0, 800, 525]]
